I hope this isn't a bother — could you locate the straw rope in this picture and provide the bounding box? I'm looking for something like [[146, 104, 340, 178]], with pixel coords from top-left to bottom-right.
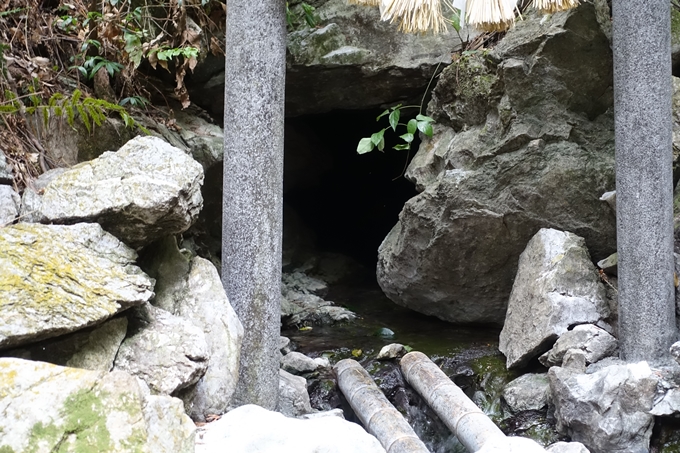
[[532, 0, 580, 14], [465, 0, 517, 32], [380, 0, 447, 34]]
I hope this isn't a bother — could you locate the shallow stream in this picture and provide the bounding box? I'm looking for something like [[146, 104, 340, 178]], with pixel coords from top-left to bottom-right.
[[282, 274, 561, 451]]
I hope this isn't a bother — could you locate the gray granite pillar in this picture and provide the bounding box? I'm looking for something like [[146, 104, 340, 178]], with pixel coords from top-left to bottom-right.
[[613, 0, 676, 364], [222, 0, 286, 409]]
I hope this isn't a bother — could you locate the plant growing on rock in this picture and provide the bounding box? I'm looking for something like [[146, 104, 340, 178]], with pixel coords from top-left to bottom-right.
[[357, 105, 434, 154]]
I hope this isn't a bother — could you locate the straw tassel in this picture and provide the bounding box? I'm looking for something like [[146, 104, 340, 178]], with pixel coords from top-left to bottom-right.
[[348, 0, 381, 6], [531, 0, 579, 14], [380, 0, 447, 34], [465, 0, 517, 32]]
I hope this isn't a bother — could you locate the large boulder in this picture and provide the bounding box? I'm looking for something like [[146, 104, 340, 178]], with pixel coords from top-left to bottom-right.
[[114, 302, 209, 395], [142, 237, 244, 421], [499, 229, 609, 369], [195, 404, 386, 453], [2, 317, 128, 372], [188, 0, 463, 118], [21, 136, 204, 249], [0, 223, 154, 350], [549, 362, 657, 453], [377, 3, 615, 324], [0, 357, 195, 453]]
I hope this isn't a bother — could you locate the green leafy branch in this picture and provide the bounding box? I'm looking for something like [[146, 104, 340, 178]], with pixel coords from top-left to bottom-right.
[[0, 89, 148, 135], [357, 104, 435, 154]]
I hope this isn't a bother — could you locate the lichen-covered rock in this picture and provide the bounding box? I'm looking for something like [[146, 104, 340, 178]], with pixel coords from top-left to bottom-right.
[[377, 3, 615, 325], [549, 362, 657, 453], [499, 229, 609, 369], [0, 223, 153, 350], [114, 303, 209, 395], [21, 135, 204, 248], [2, 317, 128, 372], [0, 357, 194, 453], [0, 184, 19, 225], [142, 237, 243, 421], [539, 324, 617, 368]]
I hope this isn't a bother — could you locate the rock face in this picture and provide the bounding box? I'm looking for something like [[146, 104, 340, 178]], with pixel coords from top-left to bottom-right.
[[195, 404, 386, 453], [114, 303, 209, 395], [278, 368, 314, 417], [499, 229, 609, 368], [549, 362, 657, 453], [539, 324, 617, 368], [0, 357, 195, 453], [2, 317, 128, 372], [0, 223, 154, 350], [377, 3, 615, 324], [0, 185, 19, 225], [0, 151, 14, 184], [143, 237, 243, 420], [189, 0, 462, 118], [502, 373, 551, 413], [281, 270, 355, 326], [21, 136, 204, 248]]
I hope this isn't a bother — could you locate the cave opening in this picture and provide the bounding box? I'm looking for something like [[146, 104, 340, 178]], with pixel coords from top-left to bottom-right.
[[194, 107, 420, 272], [283, 108, 420, 268]]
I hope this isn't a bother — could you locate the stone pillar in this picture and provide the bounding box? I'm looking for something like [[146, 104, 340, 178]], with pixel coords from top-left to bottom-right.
[[222, 0, 286, 409], [613, 0, 676, 363]]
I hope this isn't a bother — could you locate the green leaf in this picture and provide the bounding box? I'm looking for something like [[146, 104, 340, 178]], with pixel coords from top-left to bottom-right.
[[388, 109, 400, 132], [407, 119, 417, 135], [393, 143, 410, 151], [377, 136, 385, 151], [400, 133, 414, 143], [357, 137, 374, 154], [417, 121, 433, 137], [376, 109, 390, 121], [416, 114, 434, 122], [371, 129, 386, 147], [450, 8, 461, 32]]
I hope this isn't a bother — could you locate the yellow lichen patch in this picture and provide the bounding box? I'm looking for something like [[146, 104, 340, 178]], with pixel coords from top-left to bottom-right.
[[0, 223, 153, 349]]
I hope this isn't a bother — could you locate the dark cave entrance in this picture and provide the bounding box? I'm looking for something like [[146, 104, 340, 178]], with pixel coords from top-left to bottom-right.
[[197, 108, 420, 270], [283, 108, 420, 268]]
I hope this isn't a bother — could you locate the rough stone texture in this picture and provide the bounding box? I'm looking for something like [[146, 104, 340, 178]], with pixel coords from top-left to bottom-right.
[[144, 237, 244, 420], [0, 223, 153, 350], [136, 379, 196, 453], [549, 362, 658, 453], [599, 191, 616, 212], [614, 0, 676, 365], [499, 229, 610, 368], [281, 351, 323, 375], [195, 404, 386, 453], [21, 135, 204, 249], [0, 151, 14, 184], [278, 368, 314, 417], [1, 317, 128, 372], [189, 0, 463, 118], [377, 3, 615, 325], [377, 343, 408, 360], [114, 303, 209, 395], [651, 387, 680, 415], [476, 437, 548, 453], [281, 268, 355, 326], [671, 340, 680, 365], [223, 0, 285, 410], [502, 373, 551, 413], [562, 349, 587, 373], [0, 357, 195, 453], [547, 442, 591, 453], [0, 185, 19, 225], [539, 324, 618, 368]]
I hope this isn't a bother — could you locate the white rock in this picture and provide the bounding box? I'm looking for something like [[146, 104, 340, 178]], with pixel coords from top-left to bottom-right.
[[278, 368, 314, 417], [502, 373, 551, 412], [547, 441, 590, 453], [0, 185, 19, 225], [195, 404, 386, 453]]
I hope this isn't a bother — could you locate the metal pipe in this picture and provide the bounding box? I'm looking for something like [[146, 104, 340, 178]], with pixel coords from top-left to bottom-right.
[[400, 352, 546, 453], [334, 359, 430, 453]]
